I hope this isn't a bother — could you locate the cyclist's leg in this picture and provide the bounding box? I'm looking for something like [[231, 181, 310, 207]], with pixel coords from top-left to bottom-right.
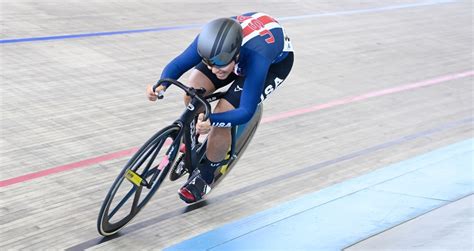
[[196, 97, 234, 186], [178, 54, 294, 202], [206, 99, 235, 162], [185, 62, 237, 105], [205, 52, 294, 163], [185, 70, 214, 105], [178, 63, 237, 203], [186, 62, 236, 184]]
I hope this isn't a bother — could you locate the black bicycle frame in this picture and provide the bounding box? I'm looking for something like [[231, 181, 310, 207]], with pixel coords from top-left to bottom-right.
[[153, 79, 237, 180]]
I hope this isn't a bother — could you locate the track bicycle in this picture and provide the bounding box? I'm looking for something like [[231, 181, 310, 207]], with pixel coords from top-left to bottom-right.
[[97, 78, 262, 236]]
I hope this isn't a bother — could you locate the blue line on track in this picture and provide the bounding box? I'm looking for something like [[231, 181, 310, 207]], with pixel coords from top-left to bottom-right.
[[0, 24, 201, 44], [0, 0, 454, 44], [278, 0, 455, 21]]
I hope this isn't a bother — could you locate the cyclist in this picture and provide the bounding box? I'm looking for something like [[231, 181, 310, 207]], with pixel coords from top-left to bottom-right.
[[146, 12, 294, 203]]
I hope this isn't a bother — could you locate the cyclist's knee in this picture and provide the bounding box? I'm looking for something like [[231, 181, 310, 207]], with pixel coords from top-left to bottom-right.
[[189, 69, 215, 94], [183, 95, 191, 105], [183, 69, 215, 105], [214, 98, 235, 113]]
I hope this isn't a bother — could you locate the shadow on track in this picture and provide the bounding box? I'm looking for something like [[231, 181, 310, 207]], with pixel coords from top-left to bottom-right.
[[65, 117, 472, 251], [65, 201, 209, 251]]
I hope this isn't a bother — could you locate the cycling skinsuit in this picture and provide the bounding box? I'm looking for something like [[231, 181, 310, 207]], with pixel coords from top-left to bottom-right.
[[160, 12, 294, 127]]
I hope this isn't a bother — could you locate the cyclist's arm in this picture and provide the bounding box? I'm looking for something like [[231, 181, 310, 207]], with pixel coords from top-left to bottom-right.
[[159, 36, 201, 88], [209, 53, 271, 127]]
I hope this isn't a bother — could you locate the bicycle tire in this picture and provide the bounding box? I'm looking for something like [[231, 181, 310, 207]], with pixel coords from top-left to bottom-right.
[[97, 124, 180, 236]]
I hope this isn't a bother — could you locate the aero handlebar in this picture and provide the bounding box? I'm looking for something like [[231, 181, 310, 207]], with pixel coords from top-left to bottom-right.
[[153, 78, 212, 121]]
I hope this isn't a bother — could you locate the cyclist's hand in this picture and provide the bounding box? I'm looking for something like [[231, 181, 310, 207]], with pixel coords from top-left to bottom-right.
[[196, 113, 211, 135], [146, 84, 166, 101]]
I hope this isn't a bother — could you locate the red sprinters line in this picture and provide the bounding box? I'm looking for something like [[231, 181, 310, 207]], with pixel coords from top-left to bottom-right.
[[262, 70, 474, 123], [1, 70, 472, 188], [0, 147, 138, 187]]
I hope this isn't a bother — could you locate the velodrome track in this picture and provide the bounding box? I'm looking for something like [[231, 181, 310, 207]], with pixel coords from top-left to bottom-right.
[[1, 0, 472, 250]]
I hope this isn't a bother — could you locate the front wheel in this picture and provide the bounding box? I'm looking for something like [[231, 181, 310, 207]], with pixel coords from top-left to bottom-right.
[[97, 125, 180, 236]]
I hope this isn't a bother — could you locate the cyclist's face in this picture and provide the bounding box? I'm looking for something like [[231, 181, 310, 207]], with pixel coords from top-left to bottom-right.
[[207, 61, 235, 80]]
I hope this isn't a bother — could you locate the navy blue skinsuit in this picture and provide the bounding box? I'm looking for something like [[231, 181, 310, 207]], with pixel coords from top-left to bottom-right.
[[159, 12, 294, 127]]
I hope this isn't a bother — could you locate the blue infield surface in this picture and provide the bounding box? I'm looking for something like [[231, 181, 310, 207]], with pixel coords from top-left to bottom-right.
[[165, 138, 473, 250]]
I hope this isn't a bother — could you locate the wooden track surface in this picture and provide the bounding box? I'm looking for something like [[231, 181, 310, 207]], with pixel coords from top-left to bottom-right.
[[1, 0, 472, 249]]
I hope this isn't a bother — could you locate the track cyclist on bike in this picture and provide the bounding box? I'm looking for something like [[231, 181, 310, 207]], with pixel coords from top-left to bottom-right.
[[146, 12, 294, 204]]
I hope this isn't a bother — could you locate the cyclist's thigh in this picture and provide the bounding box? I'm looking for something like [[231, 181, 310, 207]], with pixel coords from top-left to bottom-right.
[[187, 70, 215, 100], [260, 52, 294, 102], [214, 97, 235, 113]]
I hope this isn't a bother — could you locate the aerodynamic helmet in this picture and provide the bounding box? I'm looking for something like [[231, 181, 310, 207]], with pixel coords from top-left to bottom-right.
[[197, 18, 243, 67]]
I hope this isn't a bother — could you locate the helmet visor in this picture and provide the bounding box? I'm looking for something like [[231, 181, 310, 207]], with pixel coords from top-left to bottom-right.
[[203, 51, 235, 68]]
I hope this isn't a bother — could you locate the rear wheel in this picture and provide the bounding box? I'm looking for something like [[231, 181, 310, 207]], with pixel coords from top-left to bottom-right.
[[97, 125, 180, 236]]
